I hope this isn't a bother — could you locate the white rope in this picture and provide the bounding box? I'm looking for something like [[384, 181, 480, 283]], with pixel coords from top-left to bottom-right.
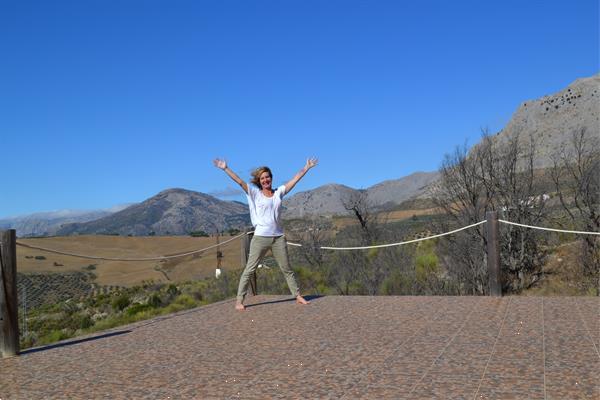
[[15, 232, 247, 261], [498, 219, 600, 236], [286, 220, 487, 251]]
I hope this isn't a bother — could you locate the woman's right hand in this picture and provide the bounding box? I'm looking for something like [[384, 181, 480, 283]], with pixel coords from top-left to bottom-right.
[[213, 158, 227, 170]]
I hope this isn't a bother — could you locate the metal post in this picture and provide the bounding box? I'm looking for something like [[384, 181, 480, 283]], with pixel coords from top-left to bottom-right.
[[1, 230, 19, 357], [486, 211, 502, 296]]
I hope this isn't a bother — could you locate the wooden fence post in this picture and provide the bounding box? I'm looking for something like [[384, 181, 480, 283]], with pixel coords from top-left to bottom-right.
[[486, 211, 502, 296], [1, 230, 19, 357], [240, 231, 256, 296]]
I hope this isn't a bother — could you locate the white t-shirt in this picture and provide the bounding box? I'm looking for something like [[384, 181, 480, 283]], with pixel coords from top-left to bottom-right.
[[247, 183, 287, 236]]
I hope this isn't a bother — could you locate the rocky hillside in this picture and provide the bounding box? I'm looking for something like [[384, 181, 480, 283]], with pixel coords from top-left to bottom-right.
[[56, 189, 250, 236], [367, 171, 440, 209], [282, 172, 439, 219], [492, 74, 599, 168], [282, 183, 360, 219]]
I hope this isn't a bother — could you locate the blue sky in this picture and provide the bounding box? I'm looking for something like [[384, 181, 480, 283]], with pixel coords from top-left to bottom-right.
[[1, 0, 598, 218]]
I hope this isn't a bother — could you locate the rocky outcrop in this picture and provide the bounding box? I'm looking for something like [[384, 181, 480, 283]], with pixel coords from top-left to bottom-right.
[[492, 74, 599, 168]]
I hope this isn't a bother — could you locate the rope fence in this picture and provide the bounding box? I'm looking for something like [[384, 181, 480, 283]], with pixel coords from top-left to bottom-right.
[[10, 219, 600, 259], [498, 220, 600, 236], [286, 220, 488, 250]]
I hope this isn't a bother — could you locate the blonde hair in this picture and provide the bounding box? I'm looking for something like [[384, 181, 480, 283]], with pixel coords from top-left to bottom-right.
[[251, 166, 272, 188]]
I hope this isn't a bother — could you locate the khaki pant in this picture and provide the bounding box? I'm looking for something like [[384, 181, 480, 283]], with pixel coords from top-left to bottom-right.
[[237, 235, 300, 302]]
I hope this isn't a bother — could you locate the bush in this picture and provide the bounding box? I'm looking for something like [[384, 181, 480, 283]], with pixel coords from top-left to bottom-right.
[[381, 270, 412, 295], [112, 295, 131, 312], [190, 230, 209, 237], [126, 303, 152, 316], [415, 241, 439, 284], [173, 294, 196, 308], [39, 329, 72, 345], [73, 314, 94, 330], [166, 284, 180, 298], [148, 293, 162, 308], [35, 255, 46, 260]]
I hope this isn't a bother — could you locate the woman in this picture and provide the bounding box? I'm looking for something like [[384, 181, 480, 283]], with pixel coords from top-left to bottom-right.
[[213, 157, 318, 310]]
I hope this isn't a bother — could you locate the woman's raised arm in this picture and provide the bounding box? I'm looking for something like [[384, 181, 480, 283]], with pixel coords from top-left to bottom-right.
[[284, 157, 318, 195], [213, 159, 248, 194]]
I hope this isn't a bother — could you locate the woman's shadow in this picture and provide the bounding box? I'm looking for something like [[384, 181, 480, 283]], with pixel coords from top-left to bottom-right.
[[244, 295, 323, 309]]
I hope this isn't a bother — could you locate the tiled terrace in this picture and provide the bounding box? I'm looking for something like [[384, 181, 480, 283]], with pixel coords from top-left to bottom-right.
[[1, 295, 598, 399]]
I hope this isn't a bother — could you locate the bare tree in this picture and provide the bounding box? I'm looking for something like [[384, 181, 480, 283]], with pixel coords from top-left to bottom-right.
[[483, 131, 548, 291], [550, 128, 600, 293], [340, 190, 380, 245], [435, 129, 548, 294], [335, 190, 391, 294]]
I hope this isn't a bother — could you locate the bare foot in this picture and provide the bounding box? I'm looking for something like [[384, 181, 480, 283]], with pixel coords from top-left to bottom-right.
[[296, 295, 310, 305], [235, 302, 246, 311]]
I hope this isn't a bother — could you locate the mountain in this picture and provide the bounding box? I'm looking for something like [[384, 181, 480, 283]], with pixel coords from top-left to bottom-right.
[[282, 183, 360, 219], [282, 172, 439, 219], [491, 74, 599, 168], [56, 188, 250, 236], [366, 171, 440, 209], [0, 206, 131, 237]]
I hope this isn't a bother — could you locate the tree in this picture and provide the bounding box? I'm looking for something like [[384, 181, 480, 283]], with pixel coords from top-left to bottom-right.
[[550, 128, 600, 293], [434, 129, 548, 294]]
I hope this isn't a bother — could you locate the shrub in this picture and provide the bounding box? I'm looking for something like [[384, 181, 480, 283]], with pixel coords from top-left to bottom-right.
[[148, 293, 162, 308], [126, 303, 152, 316], [166, 284, 179, 298], [39, 329, 72, 345], [112, 295, 131, 312], [415, 241, 439, 283], [73, 314, 94, 330], [173, 294, 196, 308]]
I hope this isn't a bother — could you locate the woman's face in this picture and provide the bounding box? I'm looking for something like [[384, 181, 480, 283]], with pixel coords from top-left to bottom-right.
[[259, 171, 272, 190]]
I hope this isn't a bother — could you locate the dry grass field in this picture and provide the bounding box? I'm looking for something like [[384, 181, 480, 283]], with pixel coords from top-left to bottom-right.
[[328, 207, 440, 230], [17, 235, 243, 287]]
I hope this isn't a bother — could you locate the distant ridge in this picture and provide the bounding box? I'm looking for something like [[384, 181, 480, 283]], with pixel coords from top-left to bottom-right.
[[56, 188, 250, 236], [0, 206, 131, 237], [282, 172, 439, 219]]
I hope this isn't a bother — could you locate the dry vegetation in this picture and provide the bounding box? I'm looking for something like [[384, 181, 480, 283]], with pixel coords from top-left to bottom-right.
[[523, 241, 598, 296], [17, 234, 242, 287]]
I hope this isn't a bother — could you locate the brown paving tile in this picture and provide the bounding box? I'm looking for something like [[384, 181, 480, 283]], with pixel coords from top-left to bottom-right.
[[341, 383, 415, 400], [475, 374, 545, 400], [544, 370, 599, 400], [543, 297, 600, 400], [2, 295, 598, 399], [409, 376, 480, 400]]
